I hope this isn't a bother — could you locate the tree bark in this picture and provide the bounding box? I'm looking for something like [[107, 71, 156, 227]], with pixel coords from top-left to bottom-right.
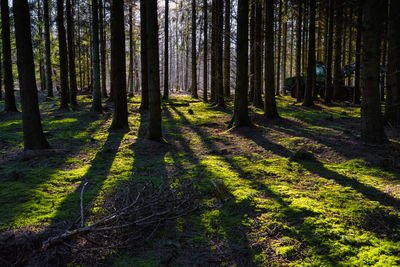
[[361, 0, 387, 143], [333, 1, 343, 100], [13, 0, 50, 150], [57, 0, 69, 109], [100, 0, 107, 98], [110, 0, 129, 130], [128, 4, 134, 97], [303, 0, 315, 106], [253, 0, 263, 107], [67, 0, 78, 107], [203, 0, 208, 102], [264, 0, 279, 118], [230, 0, 251, 128], [295, 0, 303, 101], [44, 0, 53, 97], [1, 0, 18, 112], [163, 0, 169, 99], [140, 0, 149, 110], [191, 0, 198, 98], [91, 0, 102, 112], [223, 0, 230, 97], [353, 3, 362, 105], [249, 0, 255, 102], [215, 0, 224, 107], [324, 0, 334, 103], [145, 0, 163, 142], [276, 0, 282, 96]]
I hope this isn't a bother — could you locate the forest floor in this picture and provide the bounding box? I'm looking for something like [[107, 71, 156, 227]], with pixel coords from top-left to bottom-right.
[[0, 93, 400, 266]]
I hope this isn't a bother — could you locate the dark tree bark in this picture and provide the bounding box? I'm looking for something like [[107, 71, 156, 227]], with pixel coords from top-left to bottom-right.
[[361, 0, 387, 143], [253, 0, 263, 107], [57, 0, 69, 109], [67, 0, 78, 107], [210, 0, 216, 103], [324, 0, 334, 103], [223, 0, 230, 97], [249, 0, 255, 102], [37, 0, 46, 93], [100, 0, 107, 98], [303, 0, 315, 106], [282, 0, 287, 86], [384, 0, 400, 126], [163, 0, 169, 99], [230, 0, 251, 128], [13, 0, 50, 150], [264, 0, 279, 118], [276, 0, 282, 96], [44, 0, 53, 97], [203, 0, 208, 102], [215, 0, 224, 107], [1, 0, 18, 112], [91, 0, 102, 112], [353, 3, 362, 105], [110, 0, 129, 130], [333, 1, 343, 100], [145, 0, 163, 142], [128, 4, 134, 97], [191, 0, 198, 98], [295, 0, 303, 101], [140, 0, 149, 110]]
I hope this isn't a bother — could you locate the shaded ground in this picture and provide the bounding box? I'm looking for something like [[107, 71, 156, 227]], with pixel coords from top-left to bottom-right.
[[0, 93, 399, 266]]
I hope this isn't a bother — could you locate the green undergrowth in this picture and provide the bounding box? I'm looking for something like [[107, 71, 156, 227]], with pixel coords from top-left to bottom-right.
[[1, 94, 399, 266]]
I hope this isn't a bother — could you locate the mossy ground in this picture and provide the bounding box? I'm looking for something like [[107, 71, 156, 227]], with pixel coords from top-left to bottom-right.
[[0, 94, 399, 266]]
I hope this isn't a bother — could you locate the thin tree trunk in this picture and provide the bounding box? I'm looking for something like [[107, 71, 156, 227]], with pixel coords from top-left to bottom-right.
[[13, 0, 50, 150], [128, 5, 134, 97], [140, 0, 149, 110], [216, 0, 224, 107], [191, 0, 198, 98], [203, 0, 208, 102], [67, 0, 78, 107], [57, 0, 69, 109], [295, 0, 303, 100], [163, 0, 169, 99], [253, 0, 263, 107], [44, 0, 53, 97], [325, 0, 334, 103], [264, 0, 279, 118], [303, 0, 315, 106], [1, 0, 18, 112], [100, 0, 107, 98], [276, 0, 282, 96], [223, 0, 230, 97], [249, 0, 255, 102], [333, 1, 343, 100]]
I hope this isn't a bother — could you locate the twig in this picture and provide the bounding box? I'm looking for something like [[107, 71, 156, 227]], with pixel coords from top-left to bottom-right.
[[80, 182, 89, 227]]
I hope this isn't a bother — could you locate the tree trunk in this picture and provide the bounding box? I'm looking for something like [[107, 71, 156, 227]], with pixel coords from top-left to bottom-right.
[[353, 3, 362, 105], [100, 0, 107, 98], [91, 0, 102, 112], [215, 0, 224, 107], [67, 0, 78, 107], [282, 0, 287, 87], [324, 0, 334, 103], [303, 0, 315, 106], [253, 0, 263, 107], [264, 0, 279, 118], [146, 0, 163, 142], [140, 0, 149, 110], [163, 0, 169, 99], [1, 0, 18, 112], [128, 5, 134, 97], [230, 0, 251, 127], [295, 0, 303, 101], [44, 0, 53, 97], [333, 1, 343, 100], [361, 0, 387, 143], [249, 0, 255, 102], [276, 0, 282, 96], [384, 0, 400, 126], [223, 0, 230, 97], [110, 0, 129, 130], [203, 0, 208, 102], [191, 0, 198, 98], [57, 0, 69, 109], [13, 0, 50, 150]]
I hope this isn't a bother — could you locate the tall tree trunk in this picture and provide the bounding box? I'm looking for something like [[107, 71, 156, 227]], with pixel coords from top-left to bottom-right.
[[361, 0, 387, 143], [223, 0, 230, 97], [264, 0, 279, 118], [303, 0, 315, 106], [249, 0, 255, 102], [215, 0, 224, 107], [128, 4, 134, 97], [210, 0, 216, 103], [203, 0, 208, 102], [1, 0, 18, 112], [324, 0, 334, 103], [353, 3, 362, 105], [230, 0, 251, 127], [146, 0, 163, 142], [282, 0, 287, 86], [163, 0, 169, 99], [191, 0, 198, 98], [110, 0, 129, 130], [384, 0, 400, 126], [44, 0, 53, 97], [140, 0, 149, 110], [100, 0, 107, 98], [37, 0, 46, 93], [333, 1, 343, 100], [91, 0, 102, 112], [295, 0, 303, 101], [13, 0, 50, 150], [276, 0, 282, 96], [253, 0, 263, 107], [67, 0, 78, 107], [57, 0, 69, 109]]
